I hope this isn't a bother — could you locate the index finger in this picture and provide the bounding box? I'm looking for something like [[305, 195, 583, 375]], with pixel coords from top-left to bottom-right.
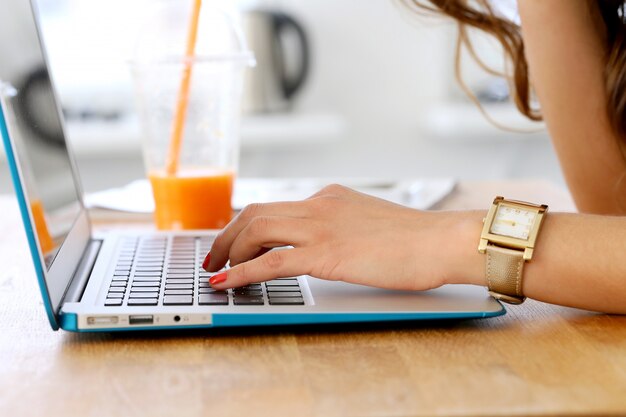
[[208, 247, 315, 290], [205, 200, 311, 272]]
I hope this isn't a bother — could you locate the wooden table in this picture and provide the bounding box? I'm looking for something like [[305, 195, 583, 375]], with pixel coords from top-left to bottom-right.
[[1, 181, 626, 417]]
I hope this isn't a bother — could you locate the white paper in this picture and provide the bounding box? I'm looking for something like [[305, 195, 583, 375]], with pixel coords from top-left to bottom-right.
[[84, 178, 456, 214]]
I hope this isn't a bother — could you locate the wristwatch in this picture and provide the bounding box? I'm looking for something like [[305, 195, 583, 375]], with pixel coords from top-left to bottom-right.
[[478, 196, 548, 304]]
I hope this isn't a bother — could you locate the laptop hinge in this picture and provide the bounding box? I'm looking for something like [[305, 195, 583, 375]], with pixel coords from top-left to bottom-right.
[[62, 239, 102, 304]]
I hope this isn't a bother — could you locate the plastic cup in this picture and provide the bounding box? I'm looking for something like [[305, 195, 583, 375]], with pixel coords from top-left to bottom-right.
[[131, 58, 248, 229], [130, 4, 254, 230]]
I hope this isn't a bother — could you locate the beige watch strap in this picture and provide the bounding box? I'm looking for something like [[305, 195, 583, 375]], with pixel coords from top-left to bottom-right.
[[485, 244, 526, 304]]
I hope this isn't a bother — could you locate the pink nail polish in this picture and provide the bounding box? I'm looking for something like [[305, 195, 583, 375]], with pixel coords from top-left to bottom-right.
[[202, 252, 211, 271], [209, 272, 227, 286]]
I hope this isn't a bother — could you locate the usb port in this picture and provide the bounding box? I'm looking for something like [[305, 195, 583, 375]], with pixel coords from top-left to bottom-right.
[[129, 315, 154, 325]]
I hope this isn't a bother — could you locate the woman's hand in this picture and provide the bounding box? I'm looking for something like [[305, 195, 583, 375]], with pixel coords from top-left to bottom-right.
[[204, 184, 484, 290]]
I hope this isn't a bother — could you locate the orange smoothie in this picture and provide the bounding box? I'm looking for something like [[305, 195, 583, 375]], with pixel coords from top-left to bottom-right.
[[30, 199, 55, 254], [149, 171, 234, 230]]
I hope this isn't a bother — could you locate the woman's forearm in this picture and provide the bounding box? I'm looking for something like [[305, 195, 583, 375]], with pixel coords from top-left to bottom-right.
[[204, 185, 625, 314], [447, 210, 626, 314], [517, 0, 626, 214]]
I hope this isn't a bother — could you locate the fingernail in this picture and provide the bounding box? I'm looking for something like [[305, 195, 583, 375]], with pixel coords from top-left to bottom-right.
[[209, 272, 227, 286], [202, 252, 211, 271]]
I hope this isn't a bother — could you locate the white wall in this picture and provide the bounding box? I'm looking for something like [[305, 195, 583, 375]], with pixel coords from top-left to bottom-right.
[[241, 0, 453, 177], [239, 0, 564, 184]]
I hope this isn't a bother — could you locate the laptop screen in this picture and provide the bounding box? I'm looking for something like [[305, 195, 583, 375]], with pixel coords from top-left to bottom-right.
[[0, 0, 82, 270]]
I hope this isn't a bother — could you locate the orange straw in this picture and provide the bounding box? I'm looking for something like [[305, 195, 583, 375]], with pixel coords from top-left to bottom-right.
[[165, 0, 203, 176]]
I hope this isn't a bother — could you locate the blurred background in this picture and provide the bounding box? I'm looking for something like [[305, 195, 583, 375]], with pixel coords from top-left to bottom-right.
[[0, 0, 565, 195]]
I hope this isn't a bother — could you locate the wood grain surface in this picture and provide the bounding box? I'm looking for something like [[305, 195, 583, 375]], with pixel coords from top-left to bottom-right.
[[1, 181, 625, 417]]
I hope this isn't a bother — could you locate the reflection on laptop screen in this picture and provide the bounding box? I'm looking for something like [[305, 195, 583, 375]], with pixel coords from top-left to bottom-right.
[[0, 0, 82, 269]]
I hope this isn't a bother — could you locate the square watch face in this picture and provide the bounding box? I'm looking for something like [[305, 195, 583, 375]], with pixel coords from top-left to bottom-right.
[[489, 204, 538, 240]]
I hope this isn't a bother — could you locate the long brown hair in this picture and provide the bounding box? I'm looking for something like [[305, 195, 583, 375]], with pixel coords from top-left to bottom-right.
[[404, 0, 626, 139]]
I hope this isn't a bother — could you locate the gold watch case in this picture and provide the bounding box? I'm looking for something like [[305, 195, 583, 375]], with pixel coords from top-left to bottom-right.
[[478, 196, 548, 260]]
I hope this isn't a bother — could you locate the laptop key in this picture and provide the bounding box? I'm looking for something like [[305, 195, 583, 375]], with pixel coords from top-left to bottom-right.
[[164, 289, 193, 296], [135, 268, 163, 273], [131, 288, 159, 294], [129, 292, 159, 298], [105, 299, 123, 306], [163, 295, 193, 305], [166, 268, 195, 274], [233, 296, 264, 306], [128, 286, 159, 292], [169, 253, 195, 258], [139, 249, 166, 254], [233, 289, 263, 297], [267, 291, 302, 298], [109, 281, 127, 288], [135, 265, 163, 270], [111, 276, 129, 282], [199, 294, 229, 305], [132, 281, 161, 287], [135, 271, 164, 277], [165, 283, 193, 290], [266, 279, 299, 286], [136, 256, 164, 260], [128, 298, 158, 306], [108, 287, 126, 293], [170, 257, 195, 262], [268, 297, 304, 305], [265, 286, 301, 292], [240, 284, 262, 290], [198, 287, 226, 294], [166, 273, 194, 279], [165, 278, 194, 285], [106, 293, 124, 299], [132, 276, 162, 282]]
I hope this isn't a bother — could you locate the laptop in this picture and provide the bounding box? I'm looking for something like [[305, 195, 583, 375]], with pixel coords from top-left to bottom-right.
[[0, 0, 504, 332]]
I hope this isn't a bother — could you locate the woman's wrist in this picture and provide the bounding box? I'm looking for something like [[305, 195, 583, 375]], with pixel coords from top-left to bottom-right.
[[436, 210, 487, 287]]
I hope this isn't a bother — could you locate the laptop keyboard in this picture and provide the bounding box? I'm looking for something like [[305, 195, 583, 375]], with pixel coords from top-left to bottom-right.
[[104, 236, 306, 307]]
